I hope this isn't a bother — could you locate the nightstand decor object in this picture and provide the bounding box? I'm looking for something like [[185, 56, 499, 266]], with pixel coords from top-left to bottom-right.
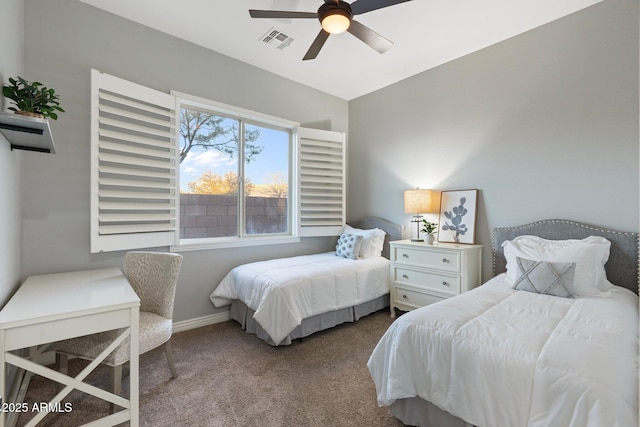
[[389, 240, 482, 317], [404, 188, 433, 242], [438, 189, 478, 244], [421, 219, 437, 244]]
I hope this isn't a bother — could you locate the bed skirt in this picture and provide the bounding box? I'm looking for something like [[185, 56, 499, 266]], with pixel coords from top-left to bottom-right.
[[229, 294, 390, 346], [389, 397, 474, 427]]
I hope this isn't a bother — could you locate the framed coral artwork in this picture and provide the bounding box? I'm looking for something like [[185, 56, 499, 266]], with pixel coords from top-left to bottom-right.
[[437, 189, 478, 244]]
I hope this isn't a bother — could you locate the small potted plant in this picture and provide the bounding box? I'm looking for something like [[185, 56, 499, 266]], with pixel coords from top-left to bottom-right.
[[421, 219, 438, 244], [2, 76, 65, 120]]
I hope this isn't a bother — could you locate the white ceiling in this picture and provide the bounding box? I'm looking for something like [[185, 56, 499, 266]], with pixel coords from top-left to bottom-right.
[[78, 0, 602, 100]]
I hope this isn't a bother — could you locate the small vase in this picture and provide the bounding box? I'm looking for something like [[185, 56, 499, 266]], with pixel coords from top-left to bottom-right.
[[424, 234, 435, 244]]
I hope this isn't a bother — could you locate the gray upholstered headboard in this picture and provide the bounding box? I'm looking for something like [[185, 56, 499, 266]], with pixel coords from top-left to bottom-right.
[[492, 219, 639, 294], [348, 217, 404, 260]]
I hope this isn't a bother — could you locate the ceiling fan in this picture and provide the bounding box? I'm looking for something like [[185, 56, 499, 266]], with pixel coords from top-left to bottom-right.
[[249, 0, 412, 60]]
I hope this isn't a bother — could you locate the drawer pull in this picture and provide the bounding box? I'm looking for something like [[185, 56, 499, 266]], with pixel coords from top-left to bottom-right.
[[402, 253, 409, 258], [402, 294, 408, 299], [442, 258, 449, 263], [402, 274, 409, 279], [442, 281, 449, 286]]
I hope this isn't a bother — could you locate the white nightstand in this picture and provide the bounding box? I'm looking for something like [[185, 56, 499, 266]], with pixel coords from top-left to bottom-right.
[[389, 240, 483, 317]]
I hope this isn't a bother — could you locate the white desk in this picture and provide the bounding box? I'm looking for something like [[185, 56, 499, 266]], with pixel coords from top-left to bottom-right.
[[0, 268, 140, 427]]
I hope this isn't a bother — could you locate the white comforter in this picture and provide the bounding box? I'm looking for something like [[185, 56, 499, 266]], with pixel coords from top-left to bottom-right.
[[368, 274, 639, 427], [210, 252, 390, 345]]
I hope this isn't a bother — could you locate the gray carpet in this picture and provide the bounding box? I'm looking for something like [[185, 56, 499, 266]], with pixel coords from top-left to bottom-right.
[[17, 308, 404, 426]]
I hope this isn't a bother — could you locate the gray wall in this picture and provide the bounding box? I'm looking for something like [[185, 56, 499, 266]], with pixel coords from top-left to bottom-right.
[[349, 0, 639, 282], [0, 0, 24, 306], [21, 0, 347, 322], [15, 0, 640, 324]]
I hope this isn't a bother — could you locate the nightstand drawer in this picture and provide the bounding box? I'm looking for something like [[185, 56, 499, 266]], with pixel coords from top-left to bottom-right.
[[395, 287, 446, 308], [393, 247, 461, 273], [393, 267, 460, 295]]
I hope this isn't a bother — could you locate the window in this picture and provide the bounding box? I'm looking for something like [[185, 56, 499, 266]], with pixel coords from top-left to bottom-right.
[[90, 70, 345, 253], [178, 99, 293, 246]]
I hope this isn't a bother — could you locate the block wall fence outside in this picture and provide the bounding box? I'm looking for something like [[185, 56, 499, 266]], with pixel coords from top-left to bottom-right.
[[180, 194, 288, 238]]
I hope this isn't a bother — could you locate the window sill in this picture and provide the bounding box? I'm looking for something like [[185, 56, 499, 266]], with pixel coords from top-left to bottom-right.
[[171, 235, 301, 252]]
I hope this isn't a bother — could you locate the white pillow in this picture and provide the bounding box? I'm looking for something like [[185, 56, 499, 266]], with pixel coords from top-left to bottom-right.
[[343, 225, 386, 258], [502, 235, 612, 296]]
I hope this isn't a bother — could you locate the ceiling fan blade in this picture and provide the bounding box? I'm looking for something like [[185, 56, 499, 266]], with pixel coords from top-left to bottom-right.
[[303, 30, 331, 61], [249, 10, 318, 19], [347, 20, 393, 54], [350, 0, 412, 15]]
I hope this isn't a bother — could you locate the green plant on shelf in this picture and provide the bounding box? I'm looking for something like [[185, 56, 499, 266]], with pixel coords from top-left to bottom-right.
[[2, 76, 65, 120]]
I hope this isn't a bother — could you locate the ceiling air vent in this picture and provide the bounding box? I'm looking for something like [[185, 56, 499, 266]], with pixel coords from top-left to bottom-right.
[[260, 28, 294, 50]]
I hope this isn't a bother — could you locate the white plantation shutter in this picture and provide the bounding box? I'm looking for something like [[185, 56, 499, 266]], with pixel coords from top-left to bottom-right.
[[90, 69, 177, 253], [297, 127, 346, 237]]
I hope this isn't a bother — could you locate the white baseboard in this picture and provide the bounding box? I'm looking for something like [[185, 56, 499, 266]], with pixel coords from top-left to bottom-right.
[[172, 311, 230, 333]]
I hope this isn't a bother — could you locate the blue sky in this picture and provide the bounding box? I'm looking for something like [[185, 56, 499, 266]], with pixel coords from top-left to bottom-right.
[[179, 127, 289, 192]]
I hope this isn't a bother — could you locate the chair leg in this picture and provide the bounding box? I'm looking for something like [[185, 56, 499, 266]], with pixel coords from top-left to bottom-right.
[[56, 353, 69, 374], [55, 353, 69, 393], [109, 364, 123, 414], [164, 340, 178, 379]]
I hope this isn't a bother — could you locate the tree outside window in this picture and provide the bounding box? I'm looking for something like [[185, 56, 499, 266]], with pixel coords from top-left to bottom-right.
[[179, 107, 290, 239]]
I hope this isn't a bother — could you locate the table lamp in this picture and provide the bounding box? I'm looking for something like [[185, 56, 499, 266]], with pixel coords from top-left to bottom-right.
[[404, 188, 432, 242]]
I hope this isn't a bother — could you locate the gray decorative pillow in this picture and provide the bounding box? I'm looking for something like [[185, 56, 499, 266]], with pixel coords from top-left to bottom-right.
[[335, 232, 364, 260], [513, 257, 576, 298]]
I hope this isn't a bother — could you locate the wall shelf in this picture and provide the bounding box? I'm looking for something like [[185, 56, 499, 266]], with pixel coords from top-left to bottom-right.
[[0, 111, 56, 153]]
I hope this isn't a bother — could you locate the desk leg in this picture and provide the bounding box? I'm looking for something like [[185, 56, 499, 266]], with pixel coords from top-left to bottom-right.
[[129, 307, 139, 426]]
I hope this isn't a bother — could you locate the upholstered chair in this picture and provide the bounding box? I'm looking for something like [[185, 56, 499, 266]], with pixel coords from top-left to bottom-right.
[[54, 251, 183, 408]]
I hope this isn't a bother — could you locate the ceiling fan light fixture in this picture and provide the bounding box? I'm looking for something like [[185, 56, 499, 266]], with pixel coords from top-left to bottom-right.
[[250, 0, 401, 61], [321, 12, 350, 34], [319, 2, 352, 34]]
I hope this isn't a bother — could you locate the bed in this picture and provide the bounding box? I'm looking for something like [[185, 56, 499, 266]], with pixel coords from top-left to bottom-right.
[[209, 217, 403, 346], [367, 219, 639, 427]]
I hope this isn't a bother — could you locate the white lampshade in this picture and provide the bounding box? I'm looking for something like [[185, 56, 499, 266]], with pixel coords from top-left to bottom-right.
[[321, 13, 351, 34], [404, 189, 432, 214]]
